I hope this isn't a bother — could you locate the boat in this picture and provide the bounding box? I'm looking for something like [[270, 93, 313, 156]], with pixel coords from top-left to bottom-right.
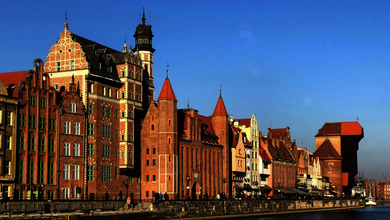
[[365, 196, 377, 207]]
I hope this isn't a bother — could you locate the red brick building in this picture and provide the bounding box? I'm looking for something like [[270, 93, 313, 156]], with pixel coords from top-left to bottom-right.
[[141, 78, 228, 200], [314, 122, 364, 197]]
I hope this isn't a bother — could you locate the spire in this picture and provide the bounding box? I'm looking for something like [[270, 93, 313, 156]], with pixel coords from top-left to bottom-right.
[[142, 7, 146, 25], [166, 62, 169, 79], [129, 44, 132, 53], [123, 34, 128, 53], [212, 95, 228, 117], [64, 10, 68, 30], [157, 78, 177, 102], [220, 83, 222, 98]]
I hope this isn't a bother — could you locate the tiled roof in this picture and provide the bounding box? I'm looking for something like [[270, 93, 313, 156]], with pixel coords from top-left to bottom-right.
[[313, 139, 342, 160], [233, 119, 250, 127], [315, 122, 363, 136], [268, 128, 286, 139], [259, 147, 271, 162], [198, 115, 218, 138], [0, 70, 28, 97], [157, 78, 177, 102], [212, 96, 228, 117]]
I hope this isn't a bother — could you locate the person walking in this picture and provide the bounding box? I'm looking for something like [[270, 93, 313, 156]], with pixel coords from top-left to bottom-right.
[[127, 197, 131, 209], [130, 197, 134, 211]]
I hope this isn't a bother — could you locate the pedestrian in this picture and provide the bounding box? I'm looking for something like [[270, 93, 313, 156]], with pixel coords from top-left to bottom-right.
[[127, 196, 131, 209], [155, 192, 160, 203], [160, 192, 163, 201], [205, 191, 208, 200], [245, 194, 248, 200], [164, 192, 169, 201], [130, 197, 134, 211]]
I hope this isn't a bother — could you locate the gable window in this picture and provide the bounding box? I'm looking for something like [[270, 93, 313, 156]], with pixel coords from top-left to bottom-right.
[[70, 103, 76, 113], [56, 62, 61, 71], [70, 60, 75, 70]]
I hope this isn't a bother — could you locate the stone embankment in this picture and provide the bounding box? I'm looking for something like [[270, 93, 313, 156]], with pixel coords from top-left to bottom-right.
[[154, 199, 365, 218]]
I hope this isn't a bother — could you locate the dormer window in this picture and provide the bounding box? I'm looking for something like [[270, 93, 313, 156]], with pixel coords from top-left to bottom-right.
[[70, 103, 76, 113]]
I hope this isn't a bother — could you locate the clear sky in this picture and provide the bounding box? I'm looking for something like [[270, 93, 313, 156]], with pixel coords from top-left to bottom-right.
[[1, 0, 389, 180]]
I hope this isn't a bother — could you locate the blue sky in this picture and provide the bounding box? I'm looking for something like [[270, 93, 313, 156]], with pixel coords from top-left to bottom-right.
[[1, 0, 389, 180]]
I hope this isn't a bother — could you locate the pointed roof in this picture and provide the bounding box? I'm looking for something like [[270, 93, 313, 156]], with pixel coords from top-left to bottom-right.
[[313, 139, 343, 160], [157, 78, 177, 102], [212, 96, 228, 117]]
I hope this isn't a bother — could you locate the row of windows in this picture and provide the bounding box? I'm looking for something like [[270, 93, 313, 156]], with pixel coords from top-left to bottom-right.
[[146, 148, 156, 154], [120, 70, 142, 81], [64, 121, 80, 135], [55, 60, 75, 72], [146, 159, 156, 166], [136, 38, 151, 45], [19, 137, 55, 152], [19, 115, 56, 130], [18, 161, 55, 185], [146, 174, 156, 182], [0, 110, 13, 125], [63, 143, 80, 156]]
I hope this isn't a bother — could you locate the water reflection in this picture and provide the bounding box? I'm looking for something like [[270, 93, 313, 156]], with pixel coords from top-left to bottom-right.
[[241, 205, 390, 220]]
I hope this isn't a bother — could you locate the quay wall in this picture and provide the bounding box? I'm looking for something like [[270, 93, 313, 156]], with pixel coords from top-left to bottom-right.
[[155, 199, 365, 218]]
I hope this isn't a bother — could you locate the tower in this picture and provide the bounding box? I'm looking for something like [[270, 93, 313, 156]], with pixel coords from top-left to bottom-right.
[[211, 93, 230, 197]]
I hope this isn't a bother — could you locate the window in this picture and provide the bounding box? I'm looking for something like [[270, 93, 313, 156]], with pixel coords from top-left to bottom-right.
[[103, 125, 110, 138], [121, 152, 124, 158], [64, 143, 70, 156], [88, 104, 93, 114], [153, 175, 156, 181], [39, 138, 45, 152], [98, 62, 102, 70], [88, 143, 94, 156], [121, 111, 125, 118], [28, 161, 34, 184], [116, 130, 119, 139], [116, 109, 119, 119], [147, 148, 149, 154], [39, 117, 46, 130], [40, 98, 46, 107], [49, 118, 56, 131], [4, 161, 10, 175], [153, 159, 156, 166], [108, 88, 111, 97], [102, 166, 111, 182], [153, 148, 156, 154], [29, 116, 36, 128], [102, 107, 106, 116], [88, 123, 94, 136], [103, 86, 106, 96], [6, 111, 12, 125], [74, 122, 80, 135], [103, 145, 110, 157], [70, 103, 76, 113], [239, 149, 242, 155], [56, 61, 61, 71], [49, 162, 54, 184], [151, 125, 154, 130], [39, 161, 44, 184], [73, 143, 80, 156], [116, 90, 119, 99], [63, 165, 70, 180], [136, 94, 140, 101], [19, 136, 25, 150], [49, 139, 55, 152], [63, 188, 69, 199], [147, 160, 149, 166], [121, 92, 125, 99], [88, 83, 93, 93], [70, 60, 75, 70], [73, 187, 79, 199], [54, 84, 58, 91], [121, 134, 125, 141], [138, 39, 142, 44], [146, 191, 149, 197], [19, 114, 26, 127], [29, 137, 35, 151], [30, 96, 36, 106], [18, 160, 23, 183], [146, 175, 149, 181], [87, 165, 94, 181], [5, 136, 11, 150], [121, 71, 125, 77], [73, 165, 79, 180], [64, 121, 70, 134], [144, 39, 149, 44], [108, 108, 111, 117]]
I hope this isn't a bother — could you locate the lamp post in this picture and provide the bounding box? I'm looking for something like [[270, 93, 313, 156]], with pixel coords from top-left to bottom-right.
[[186, 176, 190, 199]]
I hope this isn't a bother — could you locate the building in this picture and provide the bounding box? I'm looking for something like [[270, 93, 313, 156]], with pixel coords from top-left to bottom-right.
[[314, 122, 364, 197], [140, 77, 228, 200], [0, 78, 18, 199]]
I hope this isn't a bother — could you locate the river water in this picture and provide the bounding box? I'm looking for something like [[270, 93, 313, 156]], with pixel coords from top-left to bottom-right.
[[242, 204, 390, 220]]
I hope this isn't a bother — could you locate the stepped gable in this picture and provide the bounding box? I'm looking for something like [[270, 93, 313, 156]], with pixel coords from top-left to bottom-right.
[[233, 118, 250, 127], [313, 139, 343, 160], [157, 78, 177, 102], [212, 96, 228, 117], [0, 71, 28, 97]]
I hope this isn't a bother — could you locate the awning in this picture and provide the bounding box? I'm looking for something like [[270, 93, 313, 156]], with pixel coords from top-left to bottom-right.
[[260, 185, 272, 192]]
